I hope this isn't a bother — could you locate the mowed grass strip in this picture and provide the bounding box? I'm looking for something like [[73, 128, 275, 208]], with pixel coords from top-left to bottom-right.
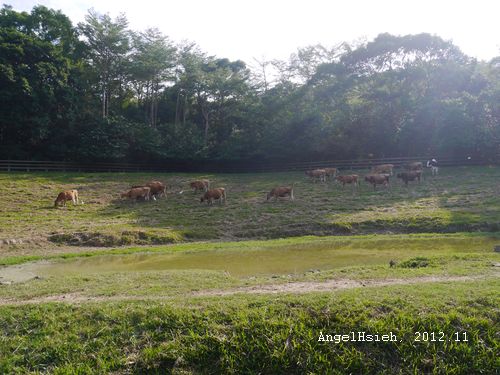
[[0, 166, 499, 257], [0, 279, 498, 374]]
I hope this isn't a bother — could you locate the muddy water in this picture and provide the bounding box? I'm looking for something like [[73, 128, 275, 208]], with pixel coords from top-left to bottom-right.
[[1, 237, 497, 281]]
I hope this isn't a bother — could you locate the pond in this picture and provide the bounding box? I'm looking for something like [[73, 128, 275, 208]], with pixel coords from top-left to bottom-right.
[[0, 236, 497, 282]]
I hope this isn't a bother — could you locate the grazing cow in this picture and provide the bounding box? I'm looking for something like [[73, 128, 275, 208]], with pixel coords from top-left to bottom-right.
[[371, 164, 394, 176], [335, 175, 359, 187], [324, 168, 338, 180], [121, 187, 151, 201], [305, 169, 327, 182], [267, 186, 294, 201], [397, 171, 422, 186], [201, 188, 226, 205], [364, 174, 390, 190], [190, 179, 210, 192], [132, 181, 166, 200], [426, 158, 439, 176], [404, 162, 423, 171], [54, 190, 79, 207]]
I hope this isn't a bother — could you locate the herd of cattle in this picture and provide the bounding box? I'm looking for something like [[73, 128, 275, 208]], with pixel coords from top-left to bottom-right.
[[53, 161, 439, 207]]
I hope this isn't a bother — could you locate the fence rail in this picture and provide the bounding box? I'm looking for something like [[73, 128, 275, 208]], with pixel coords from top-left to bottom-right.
[[0, 157, 492, 174]]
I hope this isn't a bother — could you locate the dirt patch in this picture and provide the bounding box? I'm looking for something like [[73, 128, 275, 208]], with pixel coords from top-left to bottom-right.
[[0, 275, 493, 306], [192, 275, 487, 296]]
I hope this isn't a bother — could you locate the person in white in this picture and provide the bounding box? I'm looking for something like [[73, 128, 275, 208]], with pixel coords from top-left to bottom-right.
[[426, 158, 438, 176]]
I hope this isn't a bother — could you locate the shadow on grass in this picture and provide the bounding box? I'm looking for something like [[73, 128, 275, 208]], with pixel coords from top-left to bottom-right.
[[93, 167, 500, 242], [5, 167, 494, 247]]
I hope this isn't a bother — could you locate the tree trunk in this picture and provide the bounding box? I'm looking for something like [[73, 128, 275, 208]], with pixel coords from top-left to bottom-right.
[[182, 94, 188, 126], [203, 111, 209, 146], [102, 89, 106, 118], [197, 92, 210, 146], [175, 91, 181, 126]]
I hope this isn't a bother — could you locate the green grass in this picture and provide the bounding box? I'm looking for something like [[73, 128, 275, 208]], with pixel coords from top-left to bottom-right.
[[1, 232, 498, 267], [0, 166, 499, 258], [0, 167, 499, 373], [0, 279, 498, 374]]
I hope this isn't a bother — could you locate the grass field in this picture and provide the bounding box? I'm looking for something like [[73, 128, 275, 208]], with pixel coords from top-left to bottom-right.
[[0, 166, 499, 373], [0, 166, 499, 256]]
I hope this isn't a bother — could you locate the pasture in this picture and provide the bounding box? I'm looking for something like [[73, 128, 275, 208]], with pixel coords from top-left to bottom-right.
[[0, 166, 499, 257], [0, 166, 499, 373]]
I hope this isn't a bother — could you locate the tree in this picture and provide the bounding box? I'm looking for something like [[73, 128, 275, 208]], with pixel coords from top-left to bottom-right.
[[172, 46, 251, 154], [78, 9, 130, 118], [0, 5, 78, 159], [129, 28, 176, 127]]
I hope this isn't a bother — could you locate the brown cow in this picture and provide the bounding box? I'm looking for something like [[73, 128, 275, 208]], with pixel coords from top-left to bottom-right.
[[201, 188, 226, 205], [404, 162, 423, 171], [121, 187, 151, 201], [267, 186, 294, 201], [131, 181, 166, 200], [397, 171, 422, 186], [190, 179, 210, 192], [371, 164, 394, 175], [364, 174, 390, 190], [324, 168, 338, 180], [335, 175, 359, 187], [305, 169, 327, 182], [54, 190, 79, 207]]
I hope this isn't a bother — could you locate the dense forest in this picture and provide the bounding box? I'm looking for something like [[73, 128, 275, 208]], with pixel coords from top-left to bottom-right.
[[1, 5, 499, 163]]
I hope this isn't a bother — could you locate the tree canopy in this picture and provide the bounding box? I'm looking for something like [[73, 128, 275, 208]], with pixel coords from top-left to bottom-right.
[[0, 5, 498, 163]]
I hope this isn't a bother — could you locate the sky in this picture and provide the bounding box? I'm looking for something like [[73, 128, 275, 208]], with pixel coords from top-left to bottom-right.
[[6, 0, 500, 64]]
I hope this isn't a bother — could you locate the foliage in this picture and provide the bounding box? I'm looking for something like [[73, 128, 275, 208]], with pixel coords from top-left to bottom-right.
[[0, 5, 499, 162]]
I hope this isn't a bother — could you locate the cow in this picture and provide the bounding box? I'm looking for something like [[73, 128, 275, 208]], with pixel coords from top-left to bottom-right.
[[305, 169, 327, 182], [54, 190, 79, 207], [404, 162, 423, 171], [131, 181, 166, 200], [397, 170, 422, 186], [190, 179, 210, 192], [267, 186, 294, 201], [335, 175, 359, 187], [121, 186, 151, 201], [324, 168, 338, 180], [370, 164, 394, 176], [201, 188, 226, 205], [364, 174, 390, 190]]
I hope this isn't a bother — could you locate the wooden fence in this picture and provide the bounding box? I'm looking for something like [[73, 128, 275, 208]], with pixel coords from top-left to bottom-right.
[[0, 156, 492, 174]]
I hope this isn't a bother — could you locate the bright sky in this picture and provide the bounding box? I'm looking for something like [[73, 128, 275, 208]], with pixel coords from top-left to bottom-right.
[[6, 0, 500, 63]]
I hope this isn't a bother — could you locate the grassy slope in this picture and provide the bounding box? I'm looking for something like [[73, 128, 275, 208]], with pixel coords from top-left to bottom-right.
[[0, 280, 498, 374], [0, 166, 499, 258], [0, 167, 499, 373]]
